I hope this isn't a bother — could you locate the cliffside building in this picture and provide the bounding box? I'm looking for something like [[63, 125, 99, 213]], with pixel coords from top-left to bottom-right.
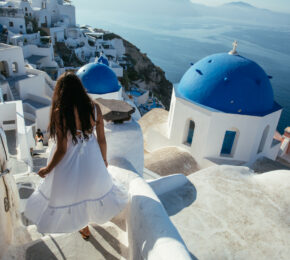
[[0, 43, 54, 147]]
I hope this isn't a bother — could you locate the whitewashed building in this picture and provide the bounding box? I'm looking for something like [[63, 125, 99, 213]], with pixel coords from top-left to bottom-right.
[[30, 0, 75, 27], [0, 43, 54, 140], [0, 1, 26, 34], [143, 49, 283, 167]]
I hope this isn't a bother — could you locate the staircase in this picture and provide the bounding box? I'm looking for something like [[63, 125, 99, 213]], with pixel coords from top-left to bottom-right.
[[5, 130, 29, 175], [13, 146, 128, 260], [18, 222, 128, 260], [9, 81, 20, 100]]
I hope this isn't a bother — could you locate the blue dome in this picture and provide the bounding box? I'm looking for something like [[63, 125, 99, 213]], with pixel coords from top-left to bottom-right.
[[176, 53, 275, 116], [97, 56, 109, 66], [77, 63, 120, 95]]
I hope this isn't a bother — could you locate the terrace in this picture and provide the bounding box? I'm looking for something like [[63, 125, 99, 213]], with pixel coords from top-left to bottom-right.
[[0, 7, 24, 18]]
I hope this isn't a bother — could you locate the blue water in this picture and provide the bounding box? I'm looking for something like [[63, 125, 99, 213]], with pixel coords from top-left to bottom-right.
[[74, 1, 290, 133]]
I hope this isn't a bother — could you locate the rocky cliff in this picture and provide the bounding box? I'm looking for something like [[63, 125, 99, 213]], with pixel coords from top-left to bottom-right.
[[103, 32, 173, 109]]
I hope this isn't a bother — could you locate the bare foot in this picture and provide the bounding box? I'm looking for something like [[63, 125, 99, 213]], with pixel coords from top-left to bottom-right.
[[79, 226, 90, 240]]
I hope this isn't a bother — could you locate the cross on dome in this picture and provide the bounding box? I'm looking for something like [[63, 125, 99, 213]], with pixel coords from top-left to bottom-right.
[[229, 40, 238, 55]]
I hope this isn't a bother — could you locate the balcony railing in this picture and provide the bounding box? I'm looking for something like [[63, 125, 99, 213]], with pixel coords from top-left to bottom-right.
[[0, 8, 24, 18]]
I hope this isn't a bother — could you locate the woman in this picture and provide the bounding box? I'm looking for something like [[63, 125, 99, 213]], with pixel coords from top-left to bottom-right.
[[35, 129, 44, 143], [24, 72, 127, 239], [35, 129, 44, 150]]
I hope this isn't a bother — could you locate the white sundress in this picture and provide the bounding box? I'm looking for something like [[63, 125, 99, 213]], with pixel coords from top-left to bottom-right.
[[24, 107, 128, 234]]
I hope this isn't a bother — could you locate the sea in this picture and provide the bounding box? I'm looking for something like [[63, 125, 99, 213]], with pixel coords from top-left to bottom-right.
[[73, 0, 290, 133]]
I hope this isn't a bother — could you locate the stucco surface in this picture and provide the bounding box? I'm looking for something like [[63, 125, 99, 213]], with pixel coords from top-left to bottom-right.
[[138, 108, 169, 151], [160, 165, 290, 260]]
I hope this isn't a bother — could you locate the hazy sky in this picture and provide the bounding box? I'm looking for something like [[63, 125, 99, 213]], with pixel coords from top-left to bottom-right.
[[190, 0, 290, 13], [74, 0, 290, 15]]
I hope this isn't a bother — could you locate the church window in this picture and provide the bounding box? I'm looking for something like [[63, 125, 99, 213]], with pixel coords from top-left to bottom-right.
[[220, 129, 238, 156], [185, 120, 195, 146], [12, 62, 18, 73], [9, 22, 14, 27], [257, 125, 270, 153], [25, 7, 28, 11]]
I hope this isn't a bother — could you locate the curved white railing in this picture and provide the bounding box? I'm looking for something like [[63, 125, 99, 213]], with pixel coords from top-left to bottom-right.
[[109, 159, 191, 260]]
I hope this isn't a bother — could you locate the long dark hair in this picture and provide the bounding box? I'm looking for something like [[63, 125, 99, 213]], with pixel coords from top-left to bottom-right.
[[49, 72, 95, 144]]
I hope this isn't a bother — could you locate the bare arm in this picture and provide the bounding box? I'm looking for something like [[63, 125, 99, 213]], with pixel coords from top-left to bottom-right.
[[95, 104, 108, 167], [38, 116, 67, 178]]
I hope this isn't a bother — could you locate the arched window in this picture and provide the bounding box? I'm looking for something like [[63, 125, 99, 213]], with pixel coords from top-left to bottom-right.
[[257, 125, 270, 153], [12, 62, 18, 73], [184, 120, 195, 146], [220, 128, 239, 156]]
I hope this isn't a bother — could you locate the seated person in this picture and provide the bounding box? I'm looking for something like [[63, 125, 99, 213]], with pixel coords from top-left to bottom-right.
[[35, 129, 44, 143]]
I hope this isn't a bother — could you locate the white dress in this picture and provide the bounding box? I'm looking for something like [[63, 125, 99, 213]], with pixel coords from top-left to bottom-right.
[[24, 109, 128, 234]]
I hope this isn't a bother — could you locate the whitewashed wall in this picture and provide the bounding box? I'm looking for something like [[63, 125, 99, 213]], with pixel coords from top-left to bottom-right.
[[168, 92, 212, 163], [0, 102, 16, 131], [111, 38, 126, 57], [35, 106, 50, 134], [33, 9, 52, 27], [0, 17, 26, 34], [58, 4, 76, 26], [22, 44, 56, 68], [0, 45, 26, 77], [17, 74, 46, 99], [166, 89, 282, 165], [49, 27, 65, 44], [106, 120, 144, 176], [111, 65, 123, 78], [0, 101, 33, 165]]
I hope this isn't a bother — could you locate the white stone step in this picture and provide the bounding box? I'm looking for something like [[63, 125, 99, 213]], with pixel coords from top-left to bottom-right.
[[22, 222, 128, 260]]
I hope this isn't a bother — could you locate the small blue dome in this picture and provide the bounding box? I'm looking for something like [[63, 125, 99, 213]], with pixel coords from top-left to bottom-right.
[[77, 63, 120, 95], [97, 56, 109, 66], [176, 53, 275, 116]]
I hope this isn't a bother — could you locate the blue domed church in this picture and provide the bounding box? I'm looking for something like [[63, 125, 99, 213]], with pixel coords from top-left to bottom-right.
[[77, 60, 122, 100], [168, 46, 282, 165]]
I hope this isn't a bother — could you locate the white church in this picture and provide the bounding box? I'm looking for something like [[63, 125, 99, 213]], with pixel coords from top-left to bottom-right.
[[142, 44, 283, 167]]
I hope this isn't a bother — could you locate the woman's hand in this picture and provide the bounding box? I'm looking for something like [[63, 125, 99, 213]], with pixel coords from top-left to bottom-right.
[[38, 167, 50, 178], [104, 160, 108, 168]]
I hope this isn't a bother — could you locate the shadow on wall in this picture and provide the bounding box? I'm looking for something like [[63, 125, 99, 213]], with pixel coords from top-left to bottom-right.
[[158, 181, 197, 217], [158, 181, 198, 260]]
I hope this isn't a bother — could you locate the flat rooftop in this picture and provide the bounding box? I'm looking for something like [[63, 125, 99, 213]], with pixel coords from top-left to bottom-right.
[[26, 55, 46, 65], [23, 99, 50, 109], [0, 43, 16, 49]]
